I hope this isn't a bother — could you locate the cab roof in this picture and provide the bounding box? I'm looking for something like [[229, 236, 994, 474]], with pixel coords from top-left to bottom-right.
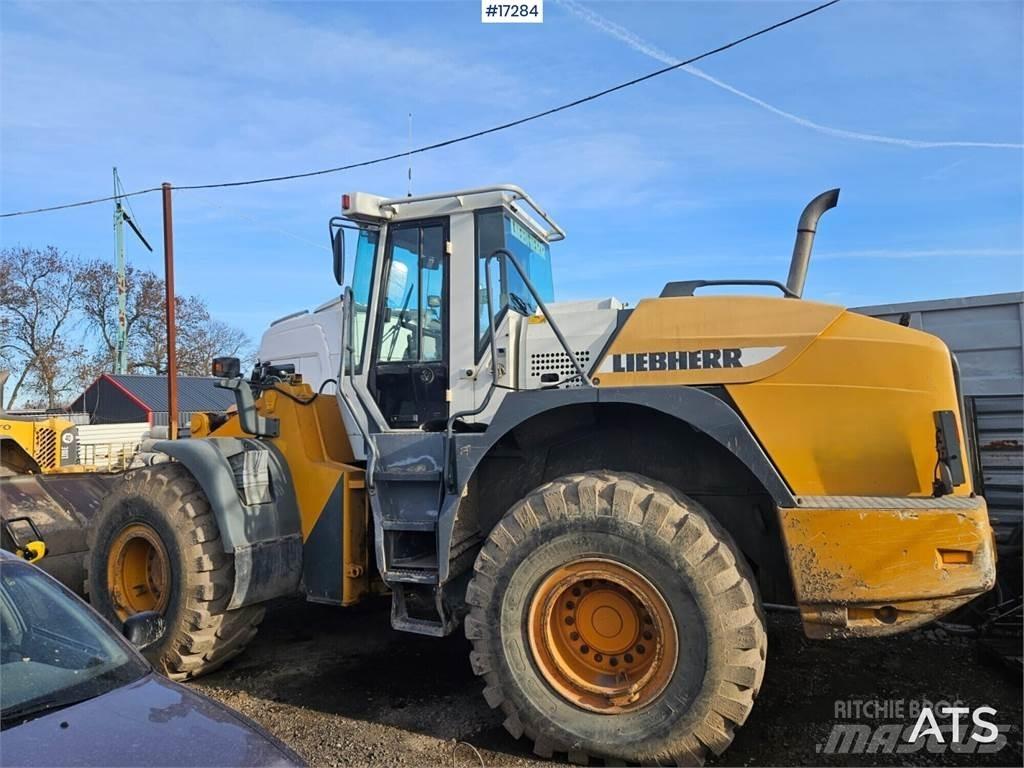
[[340, 184, 565, 243]]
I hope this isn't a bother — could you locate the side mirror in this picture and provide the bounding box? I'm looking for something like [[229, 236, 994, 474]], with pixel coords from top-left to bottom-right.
[[211, 356, 241, 379], [122, 611, 165, 652], [332, 225, 346, 286]]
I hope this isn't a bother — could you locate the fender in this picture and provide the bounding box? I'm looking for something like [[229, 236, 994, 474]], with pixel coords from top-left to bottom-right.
[[149, 437, 302, 609], [437, 386, 795, 582]]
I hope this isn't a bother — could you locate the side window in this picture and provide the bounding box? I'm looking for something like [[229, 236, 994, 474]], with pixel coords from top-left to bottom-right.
[[476, 210, 506, 350], [377, 223, 446, 363]]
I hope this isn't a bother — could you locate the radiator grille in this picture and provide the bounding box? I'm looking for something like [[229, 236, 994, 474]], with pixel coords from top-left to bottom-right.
[[34, 428, 57, 470]]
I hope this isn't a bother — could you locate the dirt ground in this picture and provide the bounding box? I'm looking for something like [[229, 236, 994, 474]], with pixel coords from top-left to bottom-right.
[[193, 598, 1022, 767]]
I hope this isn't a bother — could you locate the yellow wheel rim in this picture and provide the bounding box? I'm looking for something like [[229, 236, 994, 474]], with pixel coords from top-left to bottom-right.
[[107, 523, 170, 621], [528, 559, 678, 714]]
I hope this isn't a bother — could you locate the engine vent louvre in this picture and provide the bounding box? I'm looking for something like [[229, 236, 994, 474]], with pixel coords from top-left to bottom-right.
[[35, 428, 57, 470], [529, 351, 592, 388]]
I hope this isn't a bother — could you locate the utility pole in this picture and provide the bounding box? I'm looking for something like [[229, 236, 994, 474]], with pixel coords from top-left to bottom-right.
[[113, 169, 128, 373], [161, 183, 179, 440], [112, 168, 153, 374]]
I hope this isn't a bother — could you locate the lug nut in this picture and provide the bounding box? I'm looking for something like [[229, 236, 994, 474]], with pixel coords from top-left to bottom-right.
[[636, 644, 646, 654]]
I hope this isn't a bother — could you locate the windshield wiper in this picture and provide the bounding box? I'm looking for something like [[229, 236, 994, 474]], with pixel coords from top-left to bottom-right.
[[508, 292, 532, 316], [1, 694, 90, 728], [0, 668, 135, 729]]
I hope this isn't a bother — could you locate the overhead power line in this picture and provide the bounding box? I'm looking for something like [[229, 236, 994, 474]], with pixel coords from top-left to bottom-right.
[[1, 0, 841, 219]]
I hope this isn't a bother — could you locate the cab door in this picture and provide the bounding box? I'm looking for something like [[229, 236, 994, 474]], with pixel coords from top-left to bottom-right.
[[368, 219, 449, 430]]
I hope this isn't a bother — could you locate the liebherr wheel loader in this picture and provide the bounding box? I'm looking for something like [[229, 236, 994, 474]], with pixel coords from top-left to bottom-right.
[[77, 186, 993, 765]]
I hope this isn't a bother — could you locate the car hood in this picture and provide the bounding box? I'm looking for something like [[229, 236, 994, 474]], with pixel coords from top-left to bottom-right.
[[3, 672, 302, 767]]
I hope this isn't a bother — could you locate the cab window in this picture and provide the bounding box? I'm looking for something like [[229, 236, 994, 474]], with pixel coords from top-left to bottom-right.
[[377, 224, 446, 363], [475, 209, 554, 353]]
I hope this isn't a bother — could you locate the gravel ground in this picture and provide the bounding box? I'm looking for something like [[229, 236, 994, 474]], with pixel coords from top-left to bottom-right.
[[193, 598, 1022, 767]]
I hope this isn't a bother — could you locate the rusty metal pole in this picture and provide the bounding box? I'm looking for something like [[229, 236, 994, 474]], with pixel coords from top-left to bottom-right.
[[161, 183, 179, 440]]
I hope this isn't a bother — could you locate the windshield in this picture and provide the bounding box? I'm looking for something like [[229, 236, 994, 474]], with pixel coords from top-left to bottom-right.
[[0, 560, 147, 729], [347, 226, 379, 373]]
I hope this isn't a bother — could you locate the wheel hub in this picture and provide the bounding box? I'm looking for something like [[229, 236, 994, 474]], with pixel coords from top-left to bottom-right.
[[528, 559, 678, 714], [107, 523, 170, 621]]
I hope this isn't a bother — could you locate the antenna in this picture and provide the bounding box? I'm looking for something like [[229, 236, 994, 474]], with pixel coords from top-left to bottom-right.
[[112, 167, 153, 374], [406, 112, 413, 198]]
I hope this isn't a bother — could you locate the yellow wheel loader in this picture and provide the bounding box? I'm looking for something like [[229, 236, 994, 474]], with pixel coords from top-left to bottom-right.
[[79, 186, 994, 765]]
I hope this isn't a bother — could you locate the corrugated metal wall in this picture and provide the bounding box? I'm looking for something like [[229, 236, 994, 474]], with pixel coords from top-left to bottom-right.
[[967, 396, 1023, 546], [77, 422, 151, 471], [855, 292, 1023, 545]]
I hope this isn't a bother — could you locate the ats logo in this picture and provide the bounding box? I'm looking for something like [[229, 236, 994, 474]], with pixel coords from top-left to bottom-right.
[[600, 346, 783, 374]]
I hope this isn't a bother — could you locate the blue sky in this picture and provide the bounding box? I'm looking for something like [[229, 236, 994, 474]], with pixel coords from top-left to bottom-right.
[[2, 0, 1021, 345]]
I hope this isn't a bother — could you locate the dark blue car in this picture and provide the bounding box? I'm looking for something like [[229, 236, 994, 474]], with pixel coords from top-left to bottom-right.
[[0, 550, 302, 767]]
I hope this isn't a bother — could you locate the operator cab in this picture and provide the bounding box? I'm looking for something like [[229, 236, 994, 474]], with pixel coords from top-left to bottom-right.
[[332, 186, 573, 440]]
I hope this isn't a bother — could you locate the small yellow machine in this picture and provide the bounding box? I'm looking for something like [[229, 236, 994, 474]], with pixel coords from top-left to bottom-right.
[[70, 187, 995, 765], [0, 373, 80, 476]]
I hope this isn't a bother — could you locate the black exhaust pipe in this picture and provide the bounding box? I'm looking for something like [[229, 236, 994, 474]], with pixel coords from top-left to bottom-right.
[[786, 188, 840, 298]]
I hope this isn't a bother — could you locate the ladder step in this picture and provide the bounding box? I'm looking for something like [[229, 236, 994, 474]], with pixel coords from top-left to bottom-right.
[[384, 568, 438, 585], [375, 469, 443, 483], [381, 519, 436, 532]]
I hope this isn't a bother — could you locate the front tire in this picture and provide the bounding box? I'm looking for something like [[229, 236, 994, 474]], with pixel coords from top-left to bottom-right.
[[86, 464, 264, 680], [465, 472, 766, 766]]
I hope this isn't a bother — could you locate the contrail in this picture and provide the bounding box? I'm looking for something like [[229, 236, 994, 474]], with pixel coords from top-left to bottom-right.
[[556, 0, 1023, 150]]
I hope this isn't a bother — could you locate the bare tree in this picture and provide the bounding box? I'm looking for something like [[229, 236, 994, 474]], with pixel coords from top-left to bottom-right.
[[132, 293, 251, 376], [0, 247, 82, 409], [3, 247, 253, 409], [77, 259, 165, 372], [78, 267, 252, 378]]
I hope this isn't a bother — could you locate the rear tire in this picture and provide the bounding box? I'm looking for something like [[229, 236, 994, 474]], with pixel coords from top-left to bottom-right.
[[465, 471, 766, 766], [86, 464, 264, 680]]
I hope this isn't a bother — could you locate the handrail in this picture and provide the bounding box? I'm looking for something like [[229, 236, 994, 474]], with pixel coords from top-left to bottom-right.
[[379, 184, 565, 242], [443, 249, 503, 492], [337, 285, 380, 493], [501, 249, 592, 387], [660, 279, 798, 299], [443, 248, 592, 492]]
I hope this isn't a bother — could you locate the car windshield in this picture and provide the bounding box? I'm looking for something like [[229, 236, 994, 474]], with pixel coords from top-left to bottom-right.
[[0, 560, 148, 729]]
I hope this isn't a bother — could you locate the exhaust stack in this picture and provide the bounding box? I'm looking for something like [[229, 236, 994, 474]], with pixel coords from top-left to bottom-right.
[[786, 188, 840, 298]]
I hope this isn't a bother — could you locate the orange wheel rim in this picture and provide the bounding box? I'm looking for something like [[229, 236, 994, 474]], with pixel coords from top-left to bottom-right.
[[106, 523, 170, 621], [528, 559, 678, 714]]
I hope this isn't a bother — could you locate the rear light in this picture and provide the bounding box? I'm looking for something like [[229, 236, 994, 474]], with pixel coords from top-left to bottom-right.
[[341, 194, 351, 210]]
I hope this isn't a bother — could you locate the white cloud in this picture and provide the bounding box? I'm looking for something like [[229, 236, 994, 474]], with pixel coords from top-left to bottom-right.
[[555, 0, 1024, 151], [816, 247, 1022, 261]]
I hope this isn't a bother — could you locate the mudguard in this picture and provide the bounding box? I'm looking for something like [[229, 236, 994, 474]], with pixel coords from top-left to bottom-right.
[[149, 437, 303, 609], [437, 386, 796, 582]]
